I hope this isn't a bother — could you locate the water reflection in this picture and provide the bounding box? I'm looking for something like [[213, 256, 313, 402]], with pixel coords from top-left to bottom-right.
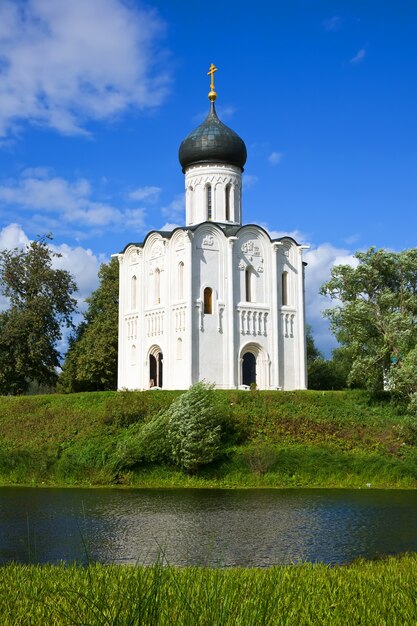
[[0, 487, 416, 567]]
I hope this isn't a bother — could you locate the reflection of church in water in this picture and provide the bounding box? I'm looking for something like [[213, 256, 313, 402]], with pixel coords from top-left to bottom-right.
[[115, 66, 308, 390]]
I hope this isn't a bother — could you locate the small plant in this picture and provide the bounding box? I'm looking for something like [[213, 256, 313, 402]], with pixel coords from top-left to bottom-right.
[[243, 443, 277, 476], [396, 414, 417, 446], [167, 382, 222, 472]]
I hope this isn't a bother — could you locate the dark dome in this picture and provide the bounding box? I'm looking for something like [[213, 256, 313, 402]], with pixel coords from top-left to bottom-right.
[[179, 102, 247, 172]]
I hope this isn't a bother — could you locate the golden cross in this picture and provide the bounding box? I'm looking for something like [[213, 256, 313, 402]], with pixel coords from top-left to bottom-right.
[[207, 63, 218, 92]]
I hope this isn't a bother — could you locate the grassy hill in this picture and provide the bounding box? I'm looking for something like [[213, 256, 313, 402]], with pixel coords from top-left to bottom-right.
[[0, 389, 416, 488]]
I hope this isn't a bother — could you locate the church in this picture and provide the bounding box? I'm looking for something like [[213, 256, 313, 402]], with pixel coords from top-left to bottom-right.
[[115, 66, 308, 391]]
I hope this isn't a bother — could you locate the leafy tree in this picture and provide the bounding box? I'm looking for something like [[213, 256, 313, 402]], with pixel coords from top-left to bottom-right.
[[166, 382, 222, 472], [59, 258, 119, 392], [306, 324, 322, 365], [321, 247, 417, 393], [0, 236, 77, 394], [388, 347, 417, 414]]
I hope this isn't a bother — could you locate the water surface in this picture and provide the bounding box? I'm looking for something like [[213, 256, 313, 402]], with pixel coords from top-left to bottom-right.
[[1, 487, 416, 567]]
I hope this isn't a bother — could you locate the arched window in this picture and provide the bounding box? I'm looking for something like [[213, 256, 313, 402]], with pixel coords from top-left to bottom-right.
[[245, 267, 253, 303], [206, 184, 212, 220], [204, 287, 213, 314], [131, 275, 137, 309], [149, 350, 163, 388], [177, 337, 183, 360], [225, 184, 231, 221], [281, 271, 288, 306], [130, 344, 136, 365], [155, 268, 160, 305], [178, 261, 184, 300]]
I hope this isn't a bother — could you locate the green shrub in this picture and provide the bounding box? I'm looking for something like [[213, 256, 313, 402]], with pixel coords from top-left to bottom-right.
[[396, 415, 417, 445], [112, 413, 171, 472], [167, 382, 222, 472]]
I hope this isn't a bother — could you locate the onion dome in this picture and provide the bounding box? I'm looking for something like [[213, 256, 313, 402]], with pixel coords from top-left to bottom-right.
[[179, 65, 247, 172]]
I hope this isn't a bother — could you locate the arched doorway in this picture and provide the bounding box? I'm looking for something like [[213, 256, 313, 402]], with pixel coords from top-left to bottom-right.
[[240, 343, 270, 389], [149, 348, 163, 388], [242, 352, 256, 386]]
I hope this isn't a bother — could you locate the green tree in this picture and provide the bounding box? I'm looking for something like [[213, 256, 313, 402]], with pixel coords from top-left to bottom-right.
[[306, 324, 322, 366], [167, 382, 222, 472], [321, 247, 417, 393], [59, 258, 119, 392], [0, 236, 77, 394]]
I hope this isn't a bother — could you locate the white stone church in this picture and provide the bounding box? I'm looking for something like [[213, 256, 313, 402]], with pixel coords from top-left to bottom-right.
[[115, 68, 308, 390]]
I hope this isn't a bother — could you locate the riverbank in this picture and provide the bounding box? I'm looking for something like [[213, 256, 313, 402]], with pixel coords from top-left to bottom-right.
[[2, 554, 417, 625], [0, 389, 416, 489]]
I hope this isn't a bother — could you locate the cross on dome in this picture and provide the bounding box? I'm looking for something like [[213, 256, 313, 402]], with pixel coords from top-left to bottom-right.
[[207, 63, 218, 102]]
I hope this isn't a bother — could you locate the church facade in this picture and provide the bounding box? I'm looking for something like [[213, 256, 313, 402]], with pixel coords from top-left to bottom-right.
[[115, 68, 308, 390]]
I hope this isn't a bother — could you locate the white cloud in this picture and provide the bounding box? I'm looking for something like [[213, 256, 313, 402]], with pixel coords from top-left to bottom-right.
[[159, 222, 180, 232], [322, 16, 342, 32], [350, 49, 366, 64], [243, 174, 259, 189], [51, 242, 103, 305], [0, 0, 169, 138], [345, 233, 361, 245], [267, 228, 308, 243], [129, 186, 161, 202], [0, 170, 147, 236], [161, 194, 184, 223], [124, 208, 146, 229], [0, 223, 30, 250], [303, 244, 358, 356], [268, 151, 283, 165]]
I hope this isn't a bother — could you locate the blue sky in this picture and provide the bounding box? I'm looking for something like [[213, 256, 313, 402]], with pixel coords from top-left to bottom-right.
[[0, 0, 416, 355]]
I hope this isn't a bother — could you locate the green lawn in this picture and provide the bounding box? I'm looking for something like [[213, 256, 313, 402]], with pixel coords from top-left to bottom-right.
[[0, 389, 416, 488]]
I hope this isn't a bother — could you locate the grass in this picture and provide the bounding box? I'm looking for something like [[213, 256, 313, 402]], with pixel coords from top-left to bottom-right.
[[2, 554, 417, 625], [0, 389, 416, 488]]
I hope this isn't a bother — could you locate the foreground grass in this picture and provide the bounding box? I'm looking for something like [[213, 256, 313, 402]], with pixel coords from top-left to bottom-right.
[[2, 555, 417, 625], [0, 389, 416, 488]]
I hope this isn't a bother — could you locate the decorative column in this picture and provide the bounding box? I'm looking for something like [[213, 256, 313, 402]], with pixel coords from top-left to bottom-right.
[[271, 242, 282, 389], [227, 236, 238, 387], [297, 245, 310, 389], [185, 231, 194, 387]]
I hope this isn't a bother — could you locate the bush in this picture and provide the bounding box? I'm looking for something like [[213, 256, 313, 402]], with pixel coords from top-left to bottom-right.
[[166, 382, 222, 472], [243, 443, 278, 476], [112, 413, 171, 472]]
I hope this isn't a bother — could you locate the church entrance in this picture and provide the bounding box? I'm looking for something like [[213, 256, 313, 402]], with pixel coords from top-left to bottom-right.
[[242, 352, 256, 387], [149, 350, 163, 388]]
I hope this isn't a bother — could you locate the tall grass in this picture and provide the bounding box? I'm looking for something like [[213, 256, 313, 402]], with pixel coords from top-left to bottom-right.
[[1, 555, 417, 625]]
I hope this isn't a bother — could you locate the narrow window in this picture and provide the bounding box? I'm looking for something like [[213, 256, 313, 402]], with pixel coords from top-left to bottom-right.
[[245, 267, 252, 302], [130, 344, 136, 365], [225, 184, 231, 221], [131, 275, 137, 309], [206, 184, 212, 220], [282, 271, 288, 306], [155, 268, 160, 305], [189, 186, 194, 222], [204, 287, 212, 314], [178, 261, 184, 300], [177, 337, 183, 359]]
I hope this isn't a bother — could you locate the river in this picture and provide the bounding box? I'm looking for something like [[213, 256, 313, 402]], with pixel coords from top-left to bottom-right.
[[1, 487, 416, 567]]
